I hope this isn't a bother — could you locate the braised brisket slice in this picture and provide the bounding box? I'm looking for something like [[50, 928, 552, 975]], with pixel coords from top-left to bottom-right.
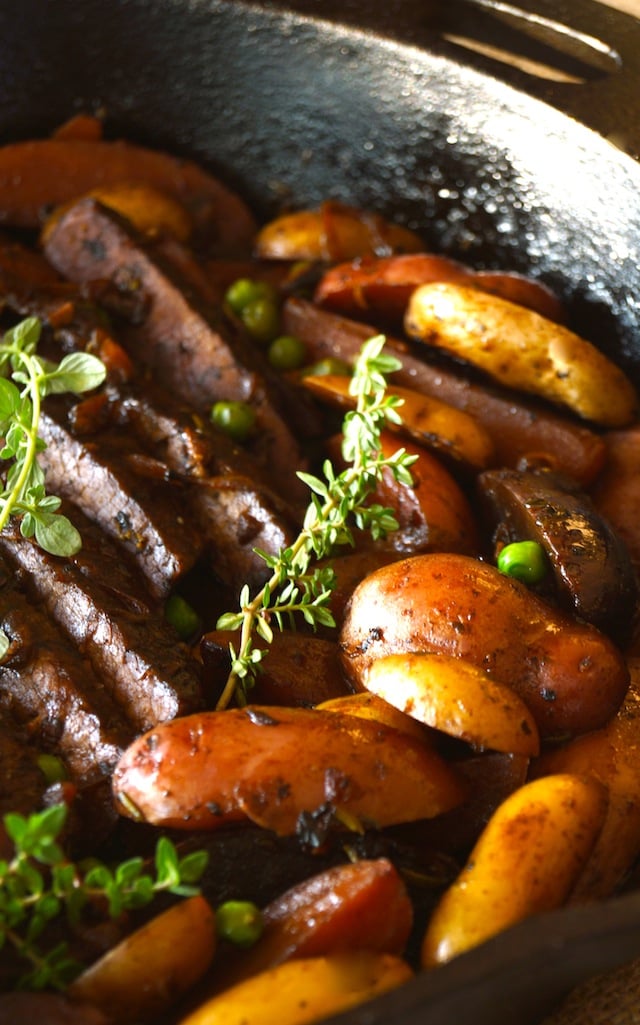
[[42, 197, 309, 502], [0, 506, 204, 732], [37, 400, 204, 598], [0, 556, 132, 784]]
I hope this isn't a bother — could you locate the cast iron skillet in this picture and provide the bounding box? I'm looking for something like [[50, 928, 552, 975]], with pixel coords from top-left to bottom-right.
[[2, 0, 640, 1022]]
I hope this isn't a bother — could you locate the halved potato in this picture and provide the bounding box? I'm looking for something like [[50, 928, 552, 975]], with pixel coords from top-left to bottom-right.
[[178, 951, 412, 1025], [421, 773, 608, 966], [254, 200, 423, 261], [363, 652, 539, 756], [302, 373, 495, 472], [405, 282, 638, 427], [69, 895, 216, 1022]]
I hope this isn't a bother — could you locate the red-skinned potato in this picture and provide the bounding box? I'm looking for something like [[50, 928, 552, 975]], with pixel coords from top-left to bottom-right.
[[212, 858, 413, 993], [314, 253, 564, 324], [339, 552, 630, 739], [370, 432, 480, 556], [112, 705, 466, 833], [421, 773, 608, 966]]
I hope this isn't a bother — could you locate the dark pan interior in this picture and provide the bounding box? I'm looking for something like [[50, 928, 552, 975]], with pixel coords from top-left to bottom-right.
[[1, 0, 640, 1022]]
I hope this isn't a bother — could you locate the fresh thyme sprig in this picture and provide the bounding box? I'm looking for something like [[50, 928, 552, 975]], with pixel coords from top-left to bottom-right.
[[215, 335, 417, 710], [0, 803, 208, 991], [0, 317, 106, 659], [0, 316, 105, 553]]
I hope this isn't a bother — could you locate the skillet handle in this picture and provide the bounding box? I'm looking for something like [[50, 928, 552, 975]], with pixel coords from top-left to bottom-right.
[[450, 0, 640, 158], [251, 0, 640, 157]]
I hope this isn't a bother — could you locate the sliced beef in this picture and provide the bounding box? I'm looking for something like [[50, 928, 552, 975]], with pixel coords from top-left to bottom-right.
[[42, 198, 311, 501], [0, 706, 50, 818], [0, 508, 204, 732], [0, 555, 132, 784], [37, 399, 204, 598], [107, 383, 298, 592]]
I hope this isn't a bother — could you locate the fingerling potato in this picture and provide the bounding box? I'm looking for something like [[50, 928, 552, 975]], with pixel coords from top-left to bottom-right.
[[340, 552, 630, 738], [112, 705, 466, 833], [69, 895, 216, 1022], [363, 652, 539, 756], [405, 282, 638, 427], [178, 951, 412, 1025], [421, 773, 608, 966]]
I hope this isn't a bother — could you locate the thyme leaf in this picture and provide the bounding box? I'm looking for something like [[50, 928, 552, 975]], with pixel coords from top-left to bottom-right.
[[0, 804, 209, 991], [215, 335, 417, 709]]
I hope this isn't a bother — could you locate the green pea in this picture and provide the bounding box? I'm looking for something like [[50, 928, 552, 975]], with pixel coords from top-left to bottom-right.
[[268, 334, 307, 371], [37, 753, 68, 785], [497, 540, 548, 585], [302, 357, 352, 377], [210, 400, 257, 442], [224, 278, 277, 315], [240, 296, 281, 345], [216, 900, 264, 948], [164, 594, 201, 640]]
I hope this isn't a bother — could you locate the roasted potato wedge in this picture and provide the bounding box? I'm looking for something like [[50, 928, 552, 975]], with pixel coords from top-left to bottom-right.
[[112, 705, 466, 833], [303, 373, 495, 472], [314, 253, 564, 324], [213, 859, 413, 993], [404, 282, 638, 427], [421, 773, 608, 966], [340, 552, 630, 738], [533, 664, 640, 901], [69, 895, 216, 1022], [317, 691, 434, 745], [179, 951, 412, 1025], [363, 652, 540, 756], [42, 183, 194, 244], [254, 200, 423, 261]]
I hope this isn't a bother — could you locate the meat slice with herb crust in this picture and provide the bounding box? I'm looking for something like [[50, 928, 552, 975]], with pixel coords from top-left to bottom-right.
[[0, 505, 204, 732]]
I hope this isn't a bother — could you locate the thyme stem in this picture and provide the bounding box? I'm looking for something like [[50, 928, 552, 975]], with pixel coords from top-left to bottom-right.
[[216, 335, 417, 710]]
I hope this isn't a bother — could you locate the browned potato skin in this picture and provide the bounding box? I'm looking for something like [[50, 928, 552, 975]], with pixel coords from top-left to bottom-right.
[[283, 298, 607, 488], [212, 859, 413, 993], [340, 553, 630, 739], [532, 664, 640, 901], [405, 282, 638, 428], [254, 200, 423, 262], [112, 705, 466, 834], [421, 773, 608, 966], [371, 432, 480, 556], [303, 373, 495, 473], [314, 253, 565, 324], [69, 895, 216, 1022]]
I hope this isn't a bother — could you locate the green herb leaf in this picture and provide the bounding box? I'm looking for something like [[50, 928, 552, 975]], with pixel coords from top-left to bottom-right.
[[215, 335, 415, 709]]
